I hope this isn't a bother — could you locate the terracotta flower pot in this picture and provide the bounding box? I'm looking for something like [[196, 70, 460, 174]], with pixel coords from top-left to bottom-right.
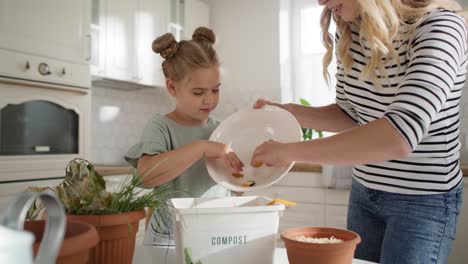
[[281, 227, 361, 264], [68, 209, 146, 264], [24, 220, 99, 264]]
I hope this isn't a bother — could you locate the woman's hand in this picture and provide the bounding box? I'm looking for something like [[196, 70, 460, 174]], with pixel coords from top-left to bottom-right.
[[250, 140, 292, 167], [201, 140, 244, 172]]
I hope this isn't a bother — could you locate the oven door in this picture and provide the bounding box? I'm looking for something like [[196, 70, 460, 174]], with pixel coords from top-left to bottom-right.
[[0, 79, 90, 183]]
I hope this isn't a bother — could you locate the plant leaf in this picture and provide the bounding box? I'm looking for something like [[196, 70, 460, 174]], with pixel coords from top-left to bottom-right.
[[299, 98, 311, 106]]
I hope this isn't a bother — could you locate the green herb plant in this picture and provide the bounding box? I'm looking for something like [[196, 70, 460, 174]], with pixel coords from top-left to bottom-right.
[[299, 98, 323, 140], [27, 158, 172, 218]]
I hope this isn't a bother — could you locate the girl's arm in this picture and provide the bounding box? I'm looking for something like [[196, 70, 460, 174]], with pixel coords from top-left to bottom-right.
[[254, 100, 357, 133], [137, 140, 243, 188], [251, 118, 411, 166]]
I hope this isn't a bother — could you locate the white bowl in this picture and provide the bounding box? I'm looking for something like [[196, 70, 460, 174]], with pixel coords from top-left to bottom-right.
[[206, 105, 302, 192]]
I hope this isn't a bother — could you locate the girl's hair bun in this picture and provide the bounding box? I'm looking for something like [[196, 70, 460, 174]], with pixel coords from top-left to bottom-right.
[[152, 33, 179, 59], [192, 27, 216, 45]]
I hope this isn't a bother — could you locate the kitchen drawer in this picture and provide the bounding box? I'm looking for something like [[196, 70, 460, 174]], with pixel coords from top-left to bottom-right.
[[279, 203, 325, 231], [276, 172, 323, 187], [325, 205, 348, 229], [0, 179, 63, 197], [325, 189, 350, 205]]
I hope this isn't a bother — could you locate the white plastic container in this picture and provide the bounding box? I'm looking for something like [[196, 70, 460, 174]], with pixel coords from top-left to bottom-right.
[[169, 196, 285, 264]]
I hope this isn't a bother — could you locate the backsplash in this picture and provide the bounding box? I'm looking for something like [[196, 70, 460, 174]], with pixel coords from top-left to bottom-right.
[[90, 86, 173, 165]]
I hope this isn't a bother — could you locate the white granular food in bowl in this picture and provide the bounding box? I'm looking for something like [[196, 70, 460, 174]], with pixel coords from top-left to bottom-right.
[[295, 235, 344, 244]]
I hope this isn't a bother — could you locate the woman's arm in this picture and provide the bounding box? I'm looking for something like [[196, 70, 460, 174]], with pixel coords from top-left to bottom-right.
[[137, 140, 243, 188], [251, 118, 411, 166], [254, 100, 357, 133], [284, 103, 357, 132]]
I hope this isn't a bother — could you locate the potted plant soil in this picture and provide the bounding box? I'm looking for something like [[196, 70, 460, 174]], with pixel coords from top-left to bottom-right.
[[27, 158, 172, 264]]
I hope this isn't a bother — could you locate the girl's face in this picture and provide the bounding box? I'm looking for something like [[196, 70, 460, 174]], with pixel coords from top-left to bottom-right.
[[168, 65, 220, 124], [318, 0, 360, 22]]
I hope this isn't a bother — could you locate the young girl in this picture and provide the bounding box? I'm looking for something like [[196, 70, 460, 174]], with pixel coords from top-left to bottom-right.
[[252, 1, 466, 263], [125, 27, 243, 246]]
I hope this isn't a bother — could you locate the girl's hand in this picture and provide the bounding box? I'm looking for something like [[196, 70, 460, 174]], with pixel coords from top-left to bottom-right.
[[201, 140, 244, 172], [253, 99, 281, 109], [253, 99, 292, 112], [251, 140, 292, 167]]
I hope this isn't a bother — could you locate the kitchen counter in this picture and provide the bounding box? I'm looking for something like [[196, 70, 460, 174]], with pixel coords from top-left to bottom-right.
[[94, 165, 133, 176], [95, 163, 468, 177]]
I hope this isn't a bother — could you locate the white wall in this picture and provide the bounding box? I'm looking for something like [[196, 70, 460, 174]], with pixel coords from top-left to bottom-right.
[[207, 0, 282, 120]]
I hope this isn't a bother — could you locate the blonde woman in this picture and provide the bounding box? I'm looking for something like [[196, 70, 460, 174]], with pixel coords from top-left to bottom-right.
[[252, 0, 466, 263]]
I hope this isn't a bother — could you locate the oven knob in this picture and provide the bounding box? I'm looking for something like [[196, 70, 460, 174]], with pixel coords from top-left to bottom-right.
[[38, 63, 51, 75]]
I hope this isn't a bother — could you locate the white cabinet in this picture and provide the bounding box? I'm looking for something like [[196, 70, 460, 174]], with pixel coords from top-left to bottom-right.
[[91, 0, 171, 87], [137, 0, 171, 86], [0, 179, 64, 213], [184, 0, 210, 38], [249, 171, 351, 234], [91, 0, 211, 87], [0, 0, 91, 64], [104, 0, 138, 82]]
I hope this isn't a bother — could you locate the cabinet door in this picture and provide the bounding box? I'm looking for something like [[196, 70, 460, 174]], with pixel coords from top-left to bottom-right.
[[91, 0, 107, 76], [0, 179, 64, 212], [136, 0, 171, 87], [0, 0, 91, 64], [184, 0, 210, 38], [104, 0, 138, 81]]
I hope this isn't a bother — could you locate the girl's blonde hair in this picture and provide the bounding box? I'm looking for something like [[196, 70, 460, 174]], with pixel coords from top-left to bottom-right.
[[152, 27, 219, 82], [321, 0, 464, 85]]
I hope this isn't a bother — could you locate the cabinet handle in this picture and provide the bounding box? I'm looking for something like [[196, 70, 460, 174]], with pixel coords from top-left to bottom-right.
[[85, 34, 92, 61]]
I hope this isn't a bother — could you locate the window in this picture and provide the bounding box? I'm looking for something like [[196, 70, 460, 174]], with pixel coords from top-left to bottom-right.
[[280, 0, 336, 107]]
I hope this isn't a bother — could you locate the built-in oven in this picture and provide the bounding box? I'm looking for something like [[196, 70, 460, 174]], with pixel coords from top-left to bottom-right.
[[0, 49, 91, 184]]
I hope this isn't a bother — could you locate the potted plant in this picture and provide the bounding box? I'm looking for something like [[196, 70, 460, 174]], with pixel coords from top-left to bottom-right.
[[299, 98, 353, 189], [299, 98, 323, 140], [27, 158, 172, 264], [24, 219, 99, 264]]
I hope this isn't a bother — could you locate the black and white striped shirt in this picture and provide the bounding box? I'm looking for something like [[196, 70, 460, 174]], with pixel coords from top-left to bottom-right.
[[336, 9, 468, 194]]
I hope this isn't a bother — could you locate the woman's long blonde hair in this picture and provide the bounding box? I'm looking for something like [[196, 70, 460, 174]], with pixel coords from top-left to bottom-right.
[[321, 0, 464, 85]]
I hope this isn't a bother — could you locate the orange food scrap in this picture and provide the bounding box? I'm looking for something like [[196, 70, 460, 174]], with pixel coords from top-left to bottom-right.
[[267, 199, 297, 207], [253, 162, 264, 168], [241, 181, 255, 187], [231, 172, 244, 178]]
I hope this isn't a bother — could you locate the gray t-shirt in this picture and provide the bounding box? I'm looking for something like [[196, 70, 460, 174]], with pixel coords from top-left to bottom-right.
[[124, 114, 230, 246]]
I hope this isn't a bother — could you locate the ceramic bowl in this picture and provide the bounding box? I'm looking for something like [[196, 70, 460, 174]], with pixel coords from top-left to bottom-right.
[[206, 105, 302, 192]]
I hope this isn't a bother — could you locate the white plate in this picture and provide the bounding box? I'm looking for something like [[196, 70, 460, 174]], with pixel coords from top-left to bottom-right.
[[206, 105, 302, 192]]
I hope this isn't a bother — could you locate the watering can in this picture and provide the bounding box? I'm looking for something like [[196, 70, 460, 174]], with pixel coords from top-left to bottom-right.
[[0, 192, 65, 264]]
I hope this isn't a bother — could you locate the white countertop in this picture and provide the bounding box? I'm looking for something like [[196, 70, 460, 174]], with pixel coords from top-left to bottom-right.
[[133, 244, 376, 264]]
